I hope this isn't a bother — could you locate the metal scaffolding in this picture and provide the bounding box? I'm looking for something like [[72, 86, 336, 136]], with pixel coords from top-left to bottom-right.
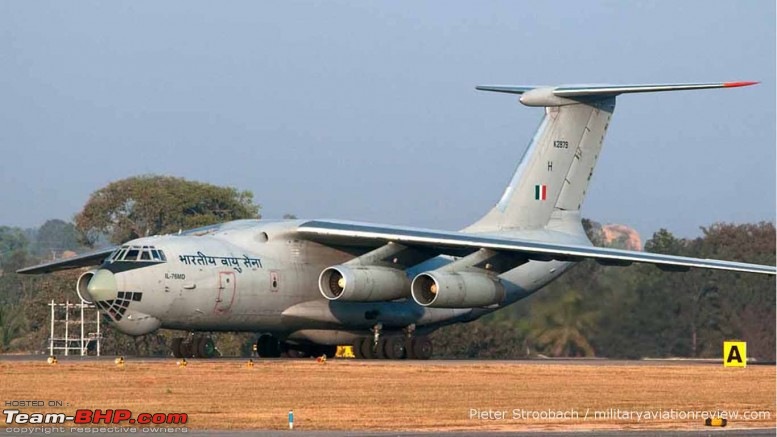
[[48, 300, 101, 356]]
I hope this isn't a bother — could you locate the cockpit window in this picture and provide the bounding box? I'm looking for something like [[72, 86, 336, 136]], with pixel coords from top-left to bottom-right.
[[110, 245, 166, 263]]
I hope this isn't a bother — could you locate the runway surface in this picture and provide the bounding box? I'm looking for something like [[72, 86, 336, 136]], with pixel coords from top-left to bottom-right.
[[3, 354, 773, 435], [7, 428, 777, 436], [4, 354, 774, 365]]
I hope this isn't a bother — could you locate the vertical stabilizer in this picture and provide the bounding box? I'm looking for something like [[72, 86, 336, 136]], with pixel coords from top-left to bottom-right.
[[465, 81, 757, 233]]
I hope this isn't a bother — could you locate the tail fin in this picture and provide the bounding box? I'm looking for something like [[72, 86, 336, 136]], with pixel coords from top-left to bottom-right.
[[465, 81, 758, 233]]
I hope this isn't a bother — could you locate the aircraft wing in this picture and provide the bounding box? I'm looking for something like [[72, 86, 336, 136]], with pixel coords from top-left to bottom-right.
[[16, 247, 117, 274], [297, 220, 775, 275]]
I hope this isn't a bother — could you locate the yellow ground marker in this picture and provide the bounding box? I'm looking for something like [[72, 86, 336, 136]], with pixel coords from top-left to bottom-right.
[[723, 341, 746, 368]]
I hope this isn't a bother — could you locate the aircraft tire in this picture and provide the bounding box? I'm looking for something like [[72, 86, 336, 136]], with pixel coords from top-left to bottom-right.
[[360, 338, 376, 359], [411, 336, 433, 360], [256, 334, 281, 358], [171, 338, 183, 358], [384, 337, 406, 360], [197, 337, 216, 358], [404, 338, 416, 359], [180, 340, 193, 358], [352, 339, 365, 359], [375, 338, 389, 359]]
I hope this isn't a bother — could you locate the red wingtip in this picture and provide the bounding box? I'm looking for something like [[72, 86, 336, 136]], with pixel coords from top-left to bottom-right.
[[723, 81, 759, 88]]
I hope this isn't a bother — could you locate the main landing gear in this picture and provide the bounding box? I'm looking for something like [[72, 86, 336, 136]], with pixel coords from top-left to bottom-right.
[[171, 335, 217, 358], [352, 336, 432, 360], [255, 334, 337, 358], [352, 323, 433, 360]]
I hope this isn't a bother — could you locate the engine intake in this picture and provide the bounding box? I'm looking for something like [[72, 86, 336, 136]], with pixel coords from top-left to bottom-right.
[[76, 270, 97, 304], [318, 265, 410, 302], [411, 271, 505, 308]]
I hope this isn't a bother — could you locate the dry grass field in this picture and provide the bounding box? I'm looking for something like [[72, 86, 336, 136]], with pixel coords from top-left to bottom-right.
[[1, 359, 774, 432]]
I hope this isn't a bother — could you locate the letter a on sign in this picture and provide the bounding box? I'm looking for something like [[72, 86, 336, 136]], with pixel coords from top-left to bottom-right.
[[723, 341, 746, 368]]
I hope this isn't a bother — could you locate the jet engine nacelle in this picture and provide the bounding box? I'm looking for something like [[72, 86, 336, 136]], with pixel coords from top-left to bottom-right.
[[411, 271, 505, 308], [318, 265, 410, 302], [76, 270, 98, 304]]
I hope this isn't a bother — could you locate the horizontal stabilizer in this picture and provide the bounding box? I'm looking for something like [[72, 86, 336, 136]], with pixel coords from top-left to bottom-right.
[[476, 81, 758, 100], [553, 81, 759, 97], [475, 85, 538, 95]]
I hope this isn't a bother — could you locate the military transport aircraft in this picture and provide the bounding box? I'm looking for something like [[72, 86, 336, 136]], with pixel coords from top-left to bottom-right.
[[19, 81, 775, 360]]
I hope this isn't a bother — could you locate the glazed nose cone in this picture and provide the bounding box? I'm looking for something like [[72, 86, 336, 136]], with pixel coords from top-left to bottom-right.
[[87, 269, 118, 301]]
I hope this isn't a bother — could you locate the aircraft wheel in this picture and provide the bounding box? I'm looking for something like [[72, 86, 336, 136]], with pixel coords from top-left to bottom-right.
[[197, 337, 216, 358], [411, 336, 433, 360], [352, 338, 365, 359], [385, 337, 406, 360], [256, 334, 281, 358], [179, 339, 193, 358], [171, 338, 184, 358], [404, 337, 416, 359], [375, 338, 389, 359], [360, 338, 376, 359]]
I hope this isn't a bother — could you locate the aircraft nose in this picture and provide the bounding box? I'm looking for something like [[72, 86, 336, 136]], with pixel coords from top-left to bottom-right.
[[86, 269, 118, 301]]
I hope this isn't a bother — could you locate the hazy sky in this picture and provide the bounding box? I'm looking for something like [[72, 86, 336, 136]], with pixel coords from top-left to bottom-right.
[[1, 1, 774, 240]]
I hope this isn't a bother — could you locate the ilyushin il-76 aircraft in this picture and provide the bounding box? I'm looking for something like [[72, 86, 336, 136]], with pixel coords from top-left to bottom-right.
[[19, 81, 775, 360]]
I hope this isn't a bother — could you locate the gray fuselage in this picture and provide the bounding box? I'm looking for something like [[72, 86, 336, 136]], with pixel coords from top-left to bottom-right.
[[90, 219, 582, 345]]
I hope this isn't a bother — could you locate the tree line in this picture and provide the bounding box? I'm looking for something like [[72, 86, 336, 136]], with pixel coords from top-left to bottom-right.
[[1, 176, 774, 359], [431, 220, 775, 361]]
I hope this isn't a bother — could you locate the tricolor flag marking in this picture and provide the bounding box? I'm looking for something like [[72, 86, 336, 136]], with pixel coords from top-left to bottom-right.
[[534, 184, 547, 201]]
